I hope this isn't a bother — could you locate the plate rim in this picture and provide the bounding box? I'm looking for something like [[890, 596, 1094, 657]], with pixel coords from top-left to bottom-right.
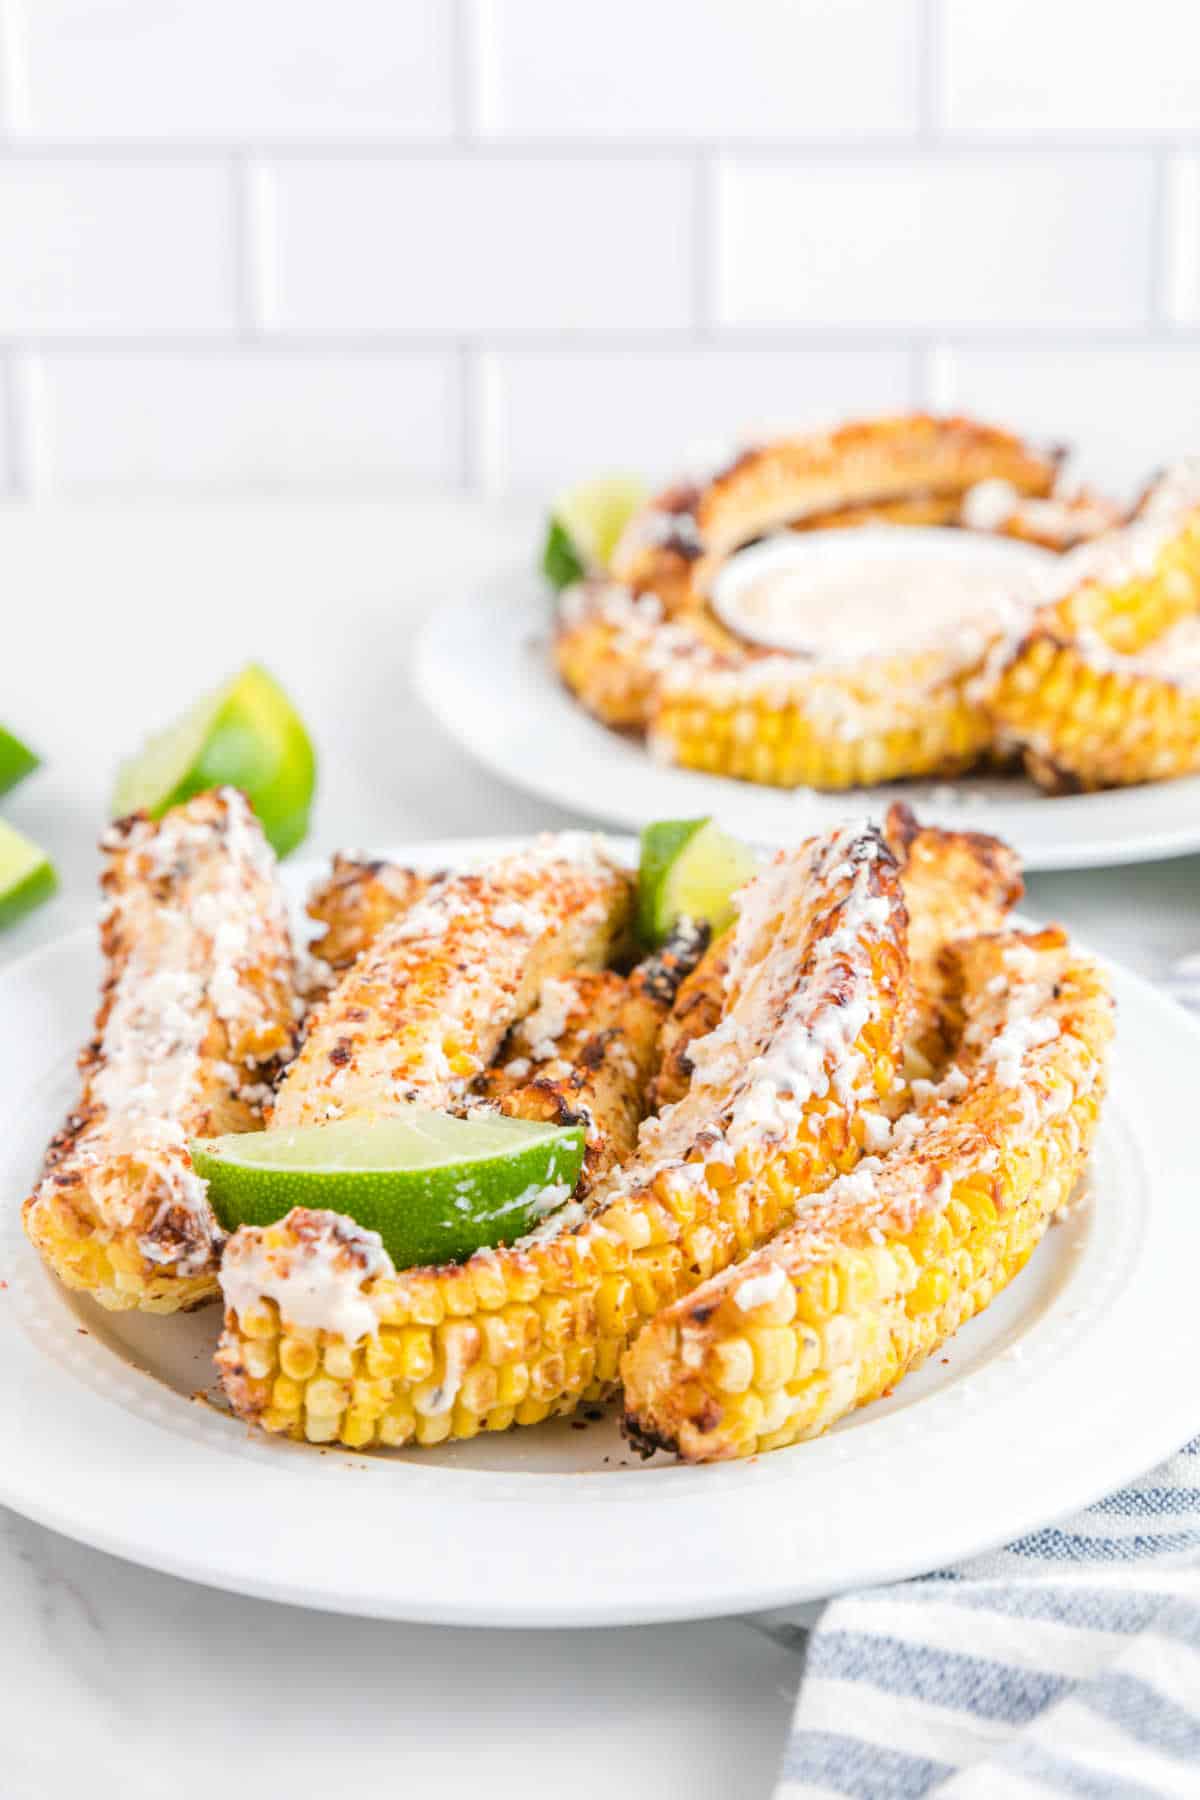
[[2, 839, 1199, 1627], [414, 576, 1200, 873]]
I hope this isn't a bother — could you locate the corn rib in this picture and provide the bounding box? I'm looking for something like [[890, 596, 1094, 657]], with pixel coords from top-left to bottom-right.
[[271, 837, 634, 1129], [621, 928, 1112, 1461], [479, 927, 707, 1192], [216, 823, 914, 1448], [612, 414, 1062, 614], [987, 462, 1200, 790], [306, 854, 435, 976], [23, 788, 296, 1312]]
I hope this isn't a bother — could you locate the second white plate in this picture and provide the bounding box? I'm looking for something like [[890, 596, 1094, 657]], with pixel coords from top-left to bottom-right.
[[1, 840, 1199, 1627], [416, 576, 1200, 871]]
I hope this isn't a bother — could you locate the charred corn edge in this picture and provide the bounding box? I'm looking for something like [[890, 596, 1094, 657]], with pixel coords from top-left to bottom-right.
[[23, 789, 295, 1313], [216, 869, 910, 1449], [620, 954, 1112, 1462]]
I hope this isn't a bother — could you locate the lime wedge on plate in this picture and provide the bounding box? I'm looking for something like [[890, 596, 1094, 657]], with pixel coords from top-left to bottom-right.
[[541, 473, 648, 590], [111, 662, 316, 858], [193, 1108, 585, 1268], [0, 819, 57, 930], [0, 724, 39, 798], [638, 818, 758, 948]]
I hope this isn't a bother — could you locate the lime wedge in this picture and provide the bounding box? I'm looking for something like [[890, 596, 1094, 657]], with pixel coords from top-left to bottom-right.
[[111, 663, 316, 858], [0, 819, 57, 931], [541, 473, 648, 590], [193, 1108, 585, 1268], [0, 725, 39, 798], [638, 818, 758, 948]]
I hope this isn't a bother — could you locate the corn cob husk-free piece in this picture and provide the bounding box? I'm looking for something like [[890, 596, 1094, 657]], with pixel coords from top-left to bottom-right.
[[216, 823, 912, 1448], [271, 837, 634, 1129], [621, 929, 1112, 1461], [988, 462, 1200, 790], [23, 788, 296, 1313]]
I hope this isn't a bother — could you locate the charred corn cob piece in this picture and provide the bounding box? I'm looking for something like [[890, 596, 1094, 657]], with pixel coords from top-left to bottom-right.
[[478, 926, 707, 1191], [306, 854, 435, 975], [553, 580, 737, 731], [24, 789, 296, 1312], [216, 823, 911, 1448], [271, 836, 634, 1129], [648, 650, 995, 791], [988, 462, 1200, 790], [650, 929, 731, 1111], [622, 927, 1112, 1461], [883, 802, 1023, 1072], [613, 414, 1062, 612]]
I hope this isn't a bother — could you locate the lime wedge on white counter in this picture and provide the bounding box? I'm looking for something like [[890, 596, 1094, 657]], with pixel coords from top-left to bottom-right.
[[0, 724, 39, 798], [541, 473, 649, 589], [637, 818, 757, 948], [193, 1108, 585, 1267], [0, 820, 57, 931], [111, 662, 316, 858]]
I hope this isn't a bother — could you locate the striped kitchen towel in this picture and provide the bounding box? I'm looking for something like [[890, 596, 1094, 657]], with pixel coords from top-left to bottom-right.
[[772, 1435, 1200, 1795], [768, 957, 1200, 1797]]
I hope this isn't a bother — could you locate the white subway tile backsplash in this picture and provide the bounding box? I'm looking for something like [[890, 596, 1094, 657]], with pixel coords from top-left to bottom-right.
[[13, 0, 454, 141], [480, 348, 914, 496], [263, 158, 694, 334], [475, 0, 919, 140], [941, 0, 1200, 136], [0, 162, 234, 335], [928, 346, 1200, 496], [716, 154, 1154, 330], [34, 352, 461, 491], [0, 7, 1195, 501]]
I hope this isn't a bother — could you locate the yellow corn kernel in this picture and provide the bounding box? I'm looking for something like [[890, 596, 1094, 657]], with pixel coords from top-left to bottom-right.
[[279, 1335, 320, 1381]]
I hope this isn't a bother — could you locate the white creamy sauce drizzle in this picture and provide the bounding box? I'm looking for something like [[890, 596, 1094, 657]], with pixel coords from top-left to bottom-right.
[[220, 1211, 393, 1345], [45, 789, 287, 1271], [724, 934, 1094, 1315], [520, 977, 579, 1062]]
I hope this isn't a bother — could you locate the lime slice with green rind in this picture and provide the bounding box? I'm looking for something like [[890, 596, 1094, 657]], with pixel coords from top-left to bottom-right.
[[111, 662, 316, 858], [0, 819, 57, 930], [193, 1108, 585, 1268], [541, 473, 649, 590], [637, 817, 758, 948], [0, 724, 39, 797]]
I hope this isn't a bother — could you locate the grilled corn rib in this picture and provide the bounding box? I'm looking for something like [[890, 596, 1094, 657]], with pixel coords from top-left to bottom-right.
[[23, 789, 295, 1313], [215, 823, 912, 1448], [612, 414, 1062, 615], [306, 854, 435, 975], [988, 462, 1200, 790], [479, 927, 707, 1192], [271, 837, 634, 1129], [621, 928, 1112, 1461], [882, 801, 1024, 1070]]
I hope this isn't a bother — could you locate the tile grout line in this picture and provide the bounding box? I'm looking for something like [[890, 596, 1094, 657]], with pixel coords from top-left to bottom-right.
[[451, 0, 478, 145]]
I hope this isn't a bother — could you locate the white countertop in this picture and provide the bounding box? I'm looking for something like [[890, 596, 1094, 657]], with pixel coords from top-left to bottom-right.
[[3, 498, 1198, 1800]]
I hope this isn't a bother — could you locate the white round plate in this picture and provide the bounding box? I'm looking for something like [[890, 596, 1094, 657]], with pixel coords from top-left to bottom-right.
[[1, 838, 1198, 1628], [415, 573, 1200, 871]]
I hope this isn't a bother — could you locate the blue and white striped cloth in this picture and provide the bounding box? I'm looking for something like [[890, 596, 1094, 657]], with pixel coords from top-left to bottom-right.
[[768, 957, 1200, 1796], [770, 1436, 1200, 1795]]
